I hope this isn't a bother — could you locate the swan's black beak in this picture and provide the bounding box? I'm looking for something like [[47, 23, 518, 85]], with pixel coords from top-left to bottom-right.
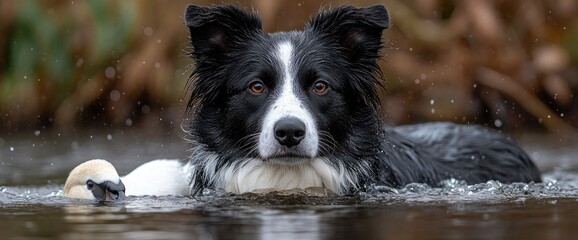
[[92, 180, 126, 201]]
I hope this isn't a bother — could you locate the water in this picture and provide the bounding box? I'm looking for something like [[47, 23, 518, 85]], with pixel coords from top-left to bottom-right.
[[1, 130, 578, 239]]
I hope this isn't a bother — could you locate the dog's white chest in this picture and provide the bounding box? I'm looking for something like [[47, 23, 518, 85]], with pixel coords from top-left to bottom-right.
[[220, 159, 342, 194]]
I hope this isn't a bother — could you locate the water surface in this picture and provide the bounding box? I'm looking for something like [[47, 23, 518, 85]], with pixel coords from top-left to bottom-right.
[[1, 131, 577, 239]]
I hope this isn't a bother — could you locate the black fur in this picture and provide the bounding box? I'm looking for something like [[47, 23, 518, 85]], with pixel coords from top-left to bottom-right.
[[183, 5, 541, 195]]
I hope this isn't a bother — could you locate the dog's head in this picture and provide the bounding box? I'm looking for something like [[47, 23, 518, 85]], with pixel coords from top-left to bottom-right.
[[185, 5, 389, 163]]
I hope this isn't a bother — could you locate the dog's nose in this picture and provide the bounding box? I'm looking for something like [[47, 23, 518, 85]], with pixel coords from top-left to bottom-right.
[[274, 117, 306, 147]]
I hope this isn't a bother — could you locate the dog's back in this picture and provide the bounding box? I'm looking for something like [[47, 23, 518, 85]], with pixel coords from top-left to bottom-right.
[[377, 122, 542, 187]]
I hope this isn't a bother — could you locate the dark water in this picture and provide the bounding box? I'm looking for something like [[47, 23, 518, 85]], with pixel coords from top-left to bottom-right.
[[1, 130, 578, 240]]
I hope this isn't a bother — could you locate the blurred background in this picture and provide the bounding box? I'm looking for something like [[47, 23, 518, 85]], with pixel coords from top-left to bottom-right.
[[1, 0, 577, 136]]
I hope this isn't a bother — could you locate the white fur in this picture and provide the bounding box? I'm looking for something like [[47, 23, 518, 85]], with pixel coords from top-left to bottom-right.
[[192, 146, 359, 195], [258, 41, 319, 159]]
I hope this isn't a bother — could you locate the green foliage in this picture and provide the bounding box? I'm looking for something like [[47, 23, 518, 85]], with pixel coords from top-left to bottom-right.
[[1, 0, 135, 104]]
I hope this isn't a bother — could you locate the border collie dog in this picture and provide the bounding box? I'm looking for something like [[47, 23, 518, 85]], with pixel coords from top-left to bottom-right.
[[183, 4, 541, 195]]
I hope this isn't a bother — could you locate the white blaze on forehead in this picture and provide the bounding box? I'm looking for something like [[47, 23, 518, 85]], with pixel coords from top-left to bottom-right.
[[278, 42, 293, 74], [258, 41, 319, 159]]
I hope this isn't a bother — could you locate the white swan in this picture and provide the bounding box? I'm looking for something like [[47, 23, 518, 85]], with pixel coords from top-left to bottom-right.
[[63, 159, 125, 200], [64, 159, 189, 200]]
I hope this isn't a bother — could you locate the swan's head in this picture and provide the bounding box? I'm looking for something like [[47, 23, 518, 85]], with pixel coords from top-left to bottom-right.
[[64, 159, 126, 201]]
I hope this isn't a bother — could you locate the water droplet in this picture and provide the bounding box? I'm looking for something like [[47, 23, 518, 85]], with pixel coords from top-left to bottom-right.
[[125, 118, 133, 127], [144, 27, 153, 36], [414, 79, 420, 84], [110, 90, 121, 101], [107, 134, 113, 141], [105, 67, 116, 79], [142, 105, 151, 114], [494, 119, 503, 128], [71, 141, 79, 150], [430, 99, 435, 105], [154, 62, 161, 69], [34, 130, 40, 136], [76, 58, 84, 67], [9, 147, 14, 152]]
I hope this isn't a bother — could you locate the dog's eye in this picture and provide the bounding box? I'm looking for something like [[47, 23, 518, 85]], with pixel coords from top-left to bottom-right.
[[86, 180, 95, 190], [249, 81, 266, 94], [312, 80, 329, 94]]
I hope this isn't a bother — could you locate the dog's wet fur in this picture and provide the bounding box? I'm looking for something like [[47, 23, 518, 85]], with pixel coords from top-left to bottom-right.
[[182, 5, 541, 195]]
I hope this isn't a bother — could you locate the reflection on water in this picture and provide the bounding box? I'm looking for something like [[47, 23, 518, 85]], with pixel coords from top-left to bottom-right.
[[1, 131, 578, 239], [1, 193, 578, 240], [61, 204, 194, 240]]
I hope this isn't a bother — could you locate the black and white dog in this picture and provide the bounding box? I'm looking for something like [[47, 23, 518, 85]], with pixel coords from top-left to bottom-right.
[[180, 4, 541, 195]]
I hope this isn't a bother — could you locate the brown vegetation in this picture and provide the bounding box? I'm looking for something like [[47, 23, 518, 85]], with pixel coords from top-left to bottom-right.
[[0, 0, 576, 134]]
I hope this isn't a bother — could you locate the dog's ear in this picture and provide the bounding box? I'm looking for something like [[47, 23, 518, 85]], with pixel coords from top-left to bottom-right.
[[184, 5, 262, 60], [306, 5, 389, 62]]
